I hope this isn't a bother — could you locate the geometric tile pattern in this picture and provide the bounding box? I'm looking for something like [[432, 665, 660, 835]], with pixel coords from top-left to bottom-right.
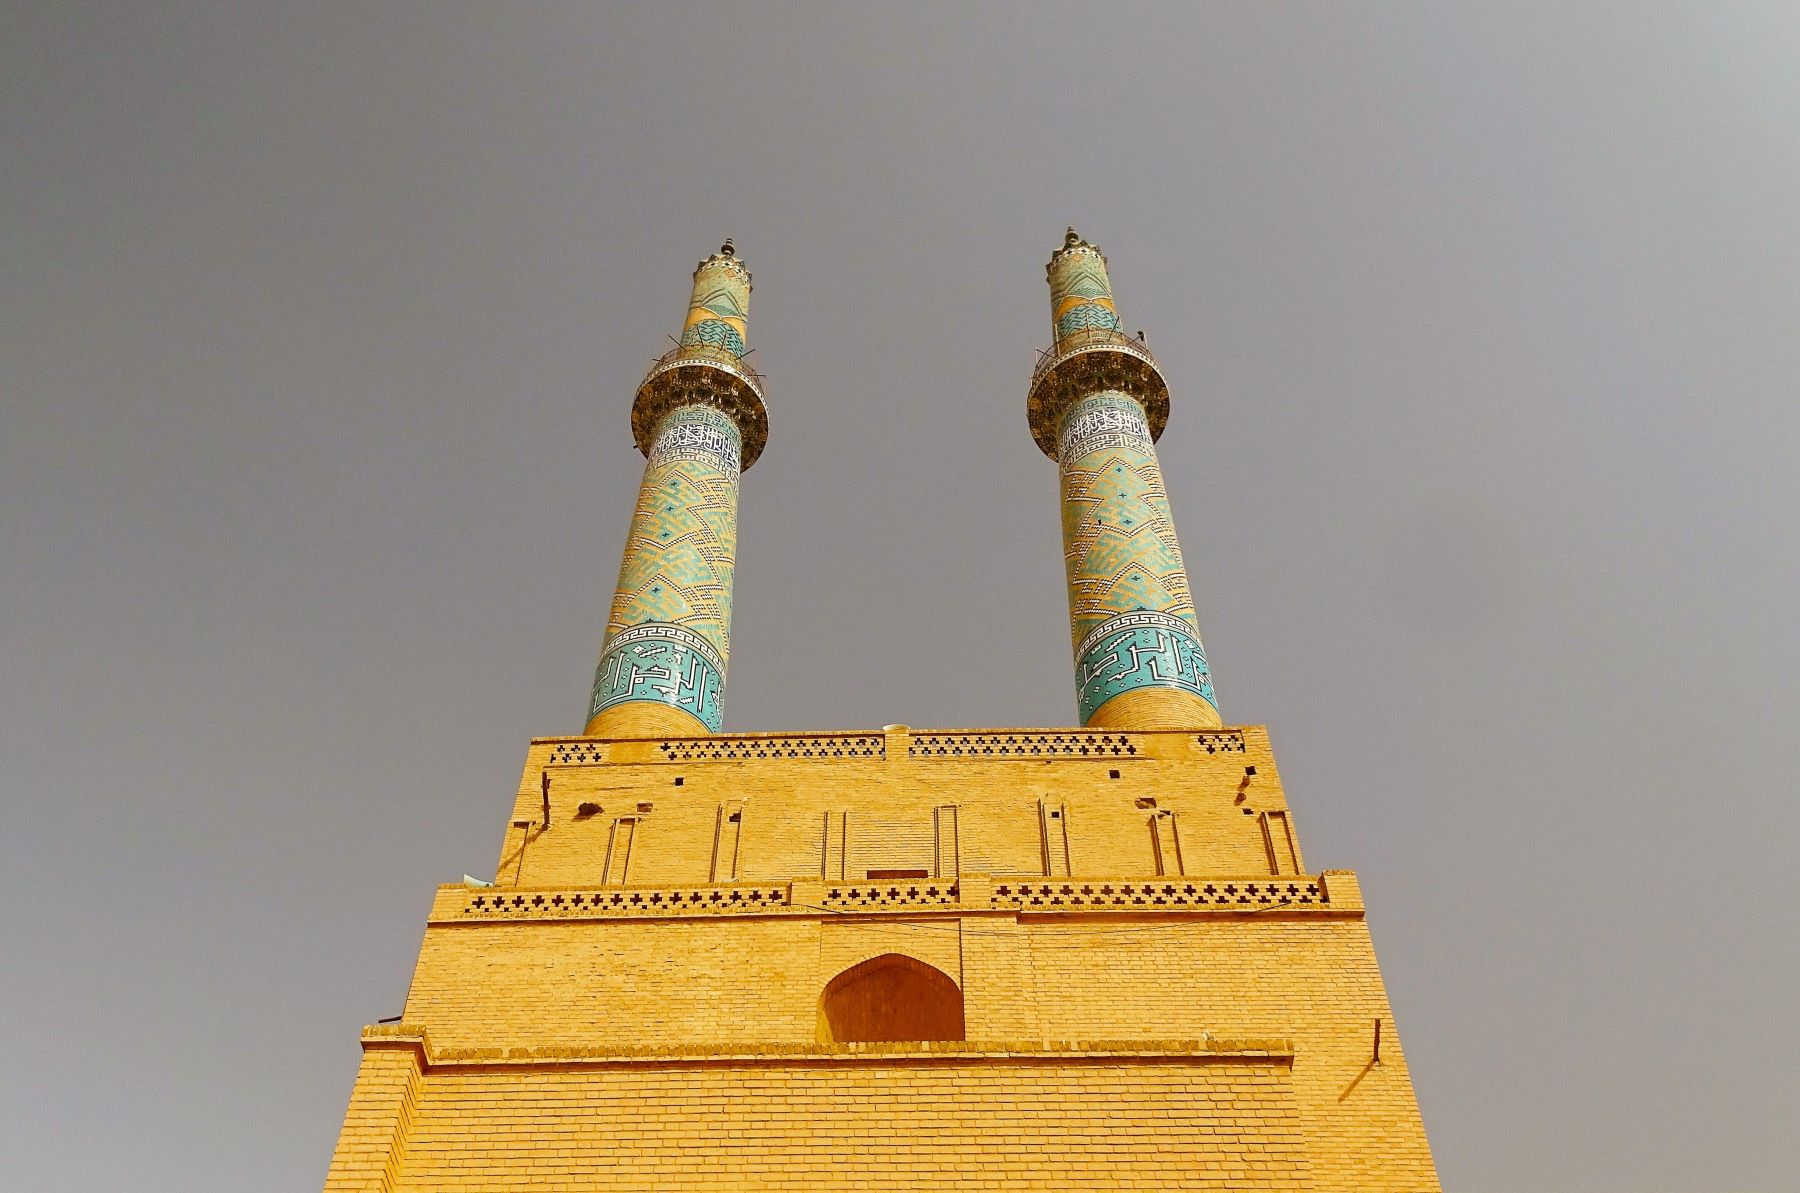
[[1072, 610, 1215, 723], [1049, 242, 1122, 344], [589, 405, 742, 731], [679, 256, 751, 358], [1058, 392, 1217, 722]]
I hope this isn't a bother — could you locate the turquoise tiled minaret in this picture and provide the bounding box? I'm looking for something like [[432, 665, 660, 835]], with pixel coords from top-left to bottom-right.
[[1027, 229, 1221, 730], [585, 242, 769, 736]]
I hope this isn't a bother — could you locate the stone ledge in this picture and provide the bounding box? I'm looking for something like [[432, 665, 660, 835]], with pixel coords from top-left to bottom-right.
[[359, 1022, 430, 1058], [361, 1027, 1295, 1071]]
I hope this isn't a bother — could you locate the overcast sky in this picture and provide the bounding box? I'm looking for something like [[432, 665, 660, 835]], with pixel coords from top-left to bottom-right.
[[5, 3, 1799, 1190]]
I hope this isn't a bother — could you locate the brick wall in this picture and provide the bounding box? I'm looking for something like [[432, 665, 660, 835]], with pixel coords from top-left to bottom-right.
[[331, 1038, 1312, 1192], [502, 727, 1285, 887], [323, 725, 1439, 1191]]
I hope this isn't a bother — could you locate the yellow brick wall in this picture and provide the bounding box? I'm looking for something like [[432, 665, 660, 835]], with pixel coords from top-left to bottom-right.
[[322, 1033, 424, 1193], [1005, 917, 1433, 1192], [339, 1043, 1312, 1192], [405, 918, 827, 1050], [325, 726, 1439, 1191], [500, 727, 1289, 887], [397, 913, 1432, 1190]]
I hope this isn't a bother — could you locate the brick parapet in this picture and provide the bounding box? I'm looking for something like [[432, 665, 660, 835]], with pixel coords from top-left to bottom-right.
[[1318, 868, 1364, 911], [526, 724, 1252, 768], [428, 872, 1352, 925], [500, 725, 1288, 888]]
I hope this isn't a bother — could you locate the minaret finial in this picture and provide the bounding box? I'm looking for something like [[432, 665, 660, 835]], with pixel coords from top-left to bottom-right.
[[721, 238, 735, 257], [1065, 226, 1080, 247]]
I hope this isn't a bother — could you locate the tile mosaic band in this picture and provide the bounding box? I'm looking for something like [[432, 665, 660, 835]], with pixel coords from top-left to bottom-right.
[[1073, 610, 1217, 723], [647, 403, 742, 473], [589, 621, 726, 732]]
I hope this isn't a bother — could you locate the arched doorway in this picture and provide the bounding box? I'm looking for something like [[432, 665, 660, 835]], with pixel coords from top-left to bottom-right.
[[817, 953, 967, 1043]]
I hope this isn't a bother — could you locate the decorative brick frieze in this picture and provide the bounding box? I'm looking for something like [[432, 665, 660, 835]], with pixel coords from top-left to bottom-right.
[[429, 873, 1349, 926]]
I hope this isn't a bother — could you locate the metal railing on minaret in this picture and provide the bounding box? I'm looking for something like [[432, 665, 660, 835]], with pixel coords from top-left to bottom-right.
[[1027, 228, 1222, 730], [585, 241, 769, 737]]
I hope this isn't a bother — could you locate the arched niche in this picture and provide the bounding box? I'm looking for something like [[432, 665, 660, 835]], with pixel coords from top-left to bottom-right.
[[817, 953, 967, 1044]]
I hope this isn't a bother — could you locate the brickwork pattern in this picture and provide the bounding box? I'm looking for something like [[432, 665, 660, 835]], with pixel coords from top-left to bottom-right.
[[322, 1032, 424, 1193], [393, 912, 1429, 1190], [325, 726, 1439, 1191], [504, 727, 1282, 888], [337, 1042, 1312, 1193]]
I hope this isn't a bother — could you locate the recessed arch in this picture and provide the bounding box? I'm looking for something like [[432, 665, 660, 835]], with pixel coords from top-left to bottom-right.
[[817, 953, 966, 1044]]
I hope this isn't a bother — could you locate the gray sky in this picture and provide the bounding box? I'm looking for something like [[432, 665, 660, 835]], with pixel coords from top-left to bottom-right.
[[4, 3, 1798, 1189]]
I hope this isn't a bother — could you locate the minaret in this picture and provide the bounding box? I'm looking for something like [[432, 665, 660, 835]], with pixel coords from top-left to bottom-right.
[[1027, 228, 1221, 730], [584, 240, 768, 737]]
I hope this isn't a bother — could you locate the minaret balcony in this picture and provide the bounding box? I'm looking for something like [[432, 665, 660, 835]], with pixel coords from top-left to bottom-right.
[[1026, 326, 1171, 459], [631, 341, 770, 470]]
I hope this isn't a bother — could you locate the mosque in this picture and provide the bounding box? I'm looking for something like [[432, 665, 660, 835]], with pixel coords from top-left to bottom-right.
[[322, 231, 1439, 1191]]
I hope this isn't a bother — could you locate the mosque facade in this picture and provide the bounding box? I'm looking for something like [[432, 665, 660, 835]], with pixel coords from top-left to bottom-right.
[[322, 233, 1439, 1191]]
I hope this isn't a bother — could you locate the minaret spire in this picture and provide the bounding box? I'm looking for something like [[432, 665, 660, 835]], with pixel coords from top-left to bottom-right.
[[1027, 228, 1221, 729], [584, 241, 769, 736]]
